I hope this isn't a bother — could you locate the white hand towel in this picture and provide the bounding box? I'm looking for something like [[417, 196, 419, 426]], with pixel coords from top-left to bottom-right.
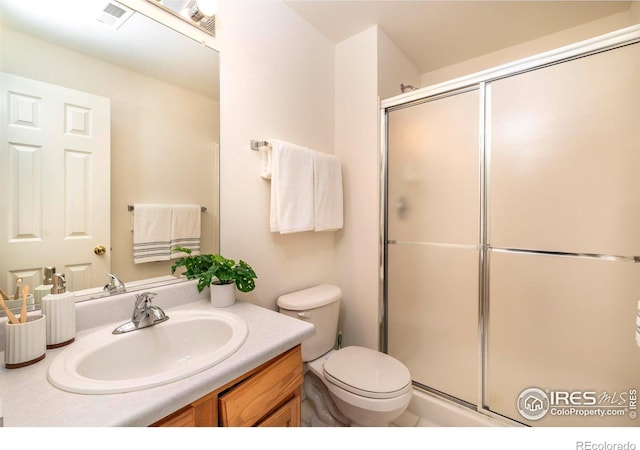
[[269, 139, 315, 233], [170, 204, 202, 259], [260, 143, 273, 180], [313, 152, 343, 231], [133, 204, 172, 264]]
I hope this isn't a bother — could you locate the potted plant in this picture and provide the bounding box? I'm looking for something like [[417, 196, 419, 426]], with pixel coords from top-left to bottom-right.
[[171, 247, 257, 307]]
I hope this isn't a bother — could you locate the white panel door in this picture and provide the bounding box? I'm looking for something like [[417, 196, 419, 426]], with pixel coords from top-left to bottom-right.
[[0, 73, 110, 294]]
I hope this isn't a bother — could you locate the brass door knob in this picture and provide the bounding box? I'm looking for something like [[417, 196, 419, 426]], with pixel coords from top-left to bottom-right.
[[94, 245, 107, 256]]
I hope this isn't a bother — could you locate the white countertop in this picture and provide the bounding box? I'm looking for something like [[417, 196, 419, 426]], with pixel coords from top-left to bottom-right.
[[0, 298, 314, 427]]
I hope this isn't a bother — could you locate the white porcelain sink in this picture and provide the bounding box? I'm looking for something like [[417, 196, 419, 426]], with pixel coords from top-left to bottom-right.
[[47, 309, 248, 394]]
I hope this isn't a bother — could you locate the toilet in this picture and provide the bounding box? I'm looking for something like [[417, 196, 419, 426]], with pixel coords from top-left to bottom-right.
[[277, 284, 412, 427]]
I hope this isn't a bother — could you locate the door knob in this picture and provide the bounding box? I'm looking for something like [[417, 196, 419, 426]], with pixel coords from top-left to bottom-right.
[[94, 245, 107, 256]]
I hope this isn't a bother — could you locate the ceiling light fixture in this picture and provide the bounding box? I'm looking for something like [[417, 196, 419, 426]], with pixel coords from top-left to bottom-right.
[[147, 0, 216, 36], [193, 0, 217, 18]]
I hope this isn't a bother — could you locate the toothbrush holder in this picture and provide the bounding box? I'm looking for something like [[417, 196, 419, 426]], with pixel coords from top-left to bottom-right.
[[4, 314, 46, 369], [5, 294, 34, 311]]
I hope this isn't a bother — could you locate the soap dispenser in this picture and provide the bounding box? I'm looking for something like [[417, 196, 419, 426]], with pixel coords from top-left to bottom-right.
[[41, 273, 76, 348], [34, 266, 55, 307]]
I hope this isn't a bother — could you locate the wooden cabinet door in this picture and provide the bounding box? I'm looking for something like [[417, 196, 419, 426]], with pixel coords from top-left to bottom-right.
[[153, 345, 302, 427], [152, 392, 218, 427], [219, 345, 303, 427], [257, 394, 301, 427]]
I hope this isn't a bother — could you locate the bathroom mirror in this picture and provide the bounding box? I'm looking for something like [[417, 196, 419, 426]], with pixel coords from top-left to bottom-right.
[[0, 0, 220, 302]]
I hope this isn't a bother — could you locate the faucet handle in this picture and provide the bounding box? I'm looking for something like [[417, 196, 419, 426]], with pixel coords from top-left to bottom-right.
[[134, 291, 156, 307], [104, 273, 126, 294]]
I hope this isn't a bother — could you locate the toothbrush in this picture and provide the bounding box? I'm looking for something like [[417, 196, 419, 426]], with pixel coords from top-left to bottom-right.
[[0, 287, 9, 300], [13, 277, 22, 301], [20, 285, 29, 323], [0, 296, 19, 325]]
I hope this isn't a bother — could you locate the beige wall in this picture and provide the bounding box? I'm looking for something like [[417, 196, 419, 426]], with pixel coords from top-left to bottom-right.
[[377, 29, 421, 100], [421, 10, 636, 86], [1, 27, 219, 284], [631, 1, 640, 23], [333, 25, 424, 350], [216, 3, 419, 352], [217, 0, 337, 310], [334, 26, 379, 349]]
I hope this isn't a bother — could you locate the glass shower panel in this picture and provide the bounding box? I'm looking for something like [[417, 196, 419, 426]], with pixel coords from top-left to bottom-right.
[[386, 88, 480, 406], [387, 244, 478, 405], [490, 43, 640, 256], [387, 89, 479, 245], [487, 251, 640, 426]]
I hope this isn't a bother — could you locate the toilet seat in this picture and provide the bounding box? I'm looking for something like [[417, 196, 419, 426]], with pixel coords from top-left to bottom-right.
[[323, 346, 411, 399]]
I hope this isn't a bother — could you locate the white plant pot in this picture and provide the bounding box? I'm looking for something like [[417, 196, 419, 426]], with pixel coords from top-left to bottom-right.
[[210, 283, 236, 308]]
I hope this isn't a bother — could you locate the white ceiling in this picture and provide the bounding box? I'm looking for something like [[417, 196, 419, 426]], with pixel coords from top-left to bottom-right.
[[1, 1, 631, 97], [0, 0, 219, 99], [285, 1, 632, 73]]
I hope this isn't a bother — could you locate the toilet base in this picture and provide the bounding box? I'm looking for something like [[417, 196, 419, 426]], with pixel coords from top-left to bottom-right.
[[304, 350, 412, 427], [303, 371, 350, 427]]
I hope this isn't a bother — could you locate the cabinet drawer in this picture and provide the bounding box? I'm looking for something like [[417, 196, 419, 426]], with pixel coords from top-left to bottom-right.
[[219, 345, 303, 426]]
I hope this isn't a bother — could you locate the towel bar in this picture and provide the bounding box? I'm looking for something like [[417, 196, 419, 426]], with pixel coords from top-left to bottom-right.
[[251, 140, 271, 151], [128, 205, 207, 212]]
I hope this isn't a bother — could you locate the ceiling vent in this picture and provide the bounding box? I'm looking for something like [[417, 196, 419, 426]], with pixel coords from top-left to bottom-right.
[[197, 14, 215, 36], [96, 1, 134, 29]]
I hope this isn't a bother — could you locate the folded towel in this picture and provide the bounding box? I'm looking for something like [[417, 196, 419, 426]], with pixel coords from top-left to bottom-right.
[[260, 143, 272, 180], [313, 152, 343, 231], [269, 139, 315, 233], [133, 204, 172, 263], [170, 204, 201, 259]]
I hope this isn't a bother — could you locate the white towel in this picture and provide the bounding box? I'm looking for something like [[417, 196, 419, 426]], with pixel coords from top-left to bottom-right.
[[313, 152, 343, 231], [170, 204, 201, 259], [269, 139, 315, 233], [133, 204, 172, 263], [259, 143, 272, 180]]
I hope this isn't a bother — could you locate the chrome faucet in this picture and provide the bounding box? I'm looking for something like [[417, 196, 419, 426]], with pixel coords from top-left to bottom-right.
[[112, 292, 169, 334], [104, 273, 126, 294]]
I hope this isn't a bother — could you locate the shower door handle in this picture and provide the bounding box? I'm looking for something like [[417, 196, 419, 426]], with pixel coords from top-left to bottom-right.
[[396, 196, 408, 219]]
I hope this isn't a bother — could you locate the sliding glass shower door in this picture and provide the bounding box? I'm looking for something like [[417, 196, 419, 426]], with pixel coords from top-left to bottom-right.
[[386, 89, 480, 406], [485, 41, 640, 427], [383, 33, 640, 426]]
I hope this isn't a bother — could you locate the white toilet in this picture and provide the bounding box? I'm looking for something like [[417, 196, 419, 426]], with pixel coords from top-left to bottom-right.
[[277, 284, 413, 427]]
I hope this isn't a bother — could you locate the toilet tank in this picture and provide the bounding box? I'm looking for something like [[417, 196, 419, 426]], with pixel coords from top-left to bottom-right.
[[277, 284, 342, 362]]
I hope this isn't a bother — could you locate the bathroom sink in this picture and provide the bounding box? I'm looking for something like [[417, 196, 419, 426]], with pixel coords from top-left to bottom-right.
[[47, 309, 248, 394]]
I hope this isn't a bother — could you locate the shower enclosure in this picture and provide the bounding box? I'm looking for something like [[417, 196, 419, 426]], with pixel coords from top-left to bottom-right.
[[381, 26, 640, 427]]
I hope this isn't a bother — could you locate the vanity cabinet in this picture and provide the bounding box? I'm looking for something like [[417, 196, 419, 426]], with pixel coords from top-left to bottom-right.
[[152, 345, 303, 427]]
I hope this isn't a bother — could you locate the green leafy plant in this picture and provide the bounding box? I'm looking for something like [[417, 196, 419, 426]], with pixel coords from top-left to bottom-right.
[[171, 247, 257, 293]]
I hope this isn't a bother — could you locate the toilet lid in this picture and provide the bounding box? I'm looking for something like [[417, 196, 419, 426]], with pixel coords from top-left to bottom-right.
[[323, 346, 411, 399]]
